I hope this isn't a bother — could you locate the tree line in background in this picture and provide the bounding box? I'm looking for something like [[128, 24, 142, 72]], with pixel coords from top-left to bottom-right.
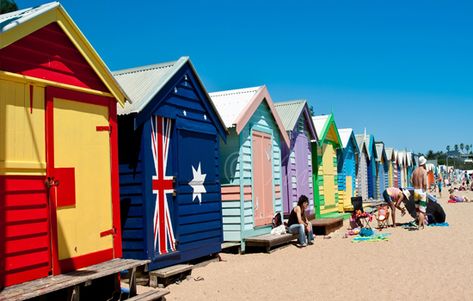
[[421, 143, 473, 170]]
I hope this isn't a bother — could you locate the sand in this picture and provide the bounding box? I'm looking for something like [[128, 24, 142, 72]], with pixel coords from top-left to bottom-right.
[[165, 190, 473, 301]]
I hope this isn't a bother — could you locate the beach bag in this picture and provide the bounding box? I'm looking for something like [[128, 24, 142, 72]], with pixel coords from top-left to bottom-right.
[[359, 228, 374, 237], [272, 212, 282, 228], [270, 225, 287, 235]]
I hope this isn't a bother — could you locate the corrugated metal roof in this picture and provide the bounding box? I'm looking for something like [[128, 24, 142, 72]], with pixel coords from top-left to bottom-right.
[[356, 134, 376, 160], [385, 147, 394, 160], [113, 57, 188, 115], [355, 134, 365, 151], [0, 2, 59, 33], [407, 152, 413, 166], [209, 86, 262, 128], [312, 115, 329, 137], [398, 151, 405, 166], [375, 142, 385, 162], [338, 128, 353, 149], [274, 100, 306, 131]]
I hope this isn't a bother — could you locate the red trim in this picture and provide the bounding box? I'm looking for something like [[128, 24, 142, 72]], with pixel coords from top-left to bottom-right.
[[45, 87, 60, 276], [30, 84, 34, 113], [96, 125, 111, 132], [58, 248, 114, 274], [52, 167, 76, 207], [108, 102, 123, 258], [46, 86, 112, 107]]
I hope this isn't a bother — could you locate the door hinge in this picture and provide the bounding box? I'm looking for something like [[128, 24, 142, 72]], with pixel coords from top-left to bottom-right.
[[100, 227, 116, 237], [96, 125, 112, 132]]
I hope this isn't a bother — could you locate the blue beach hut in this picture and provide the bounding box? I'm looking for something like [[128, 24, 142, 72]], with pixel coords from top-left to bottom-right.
[[355, 135, 370, 201], [364, 135, 378, 200], [375, 142, 388, 199], [114, 57, 227, 270], [337, 129, 360, 211]]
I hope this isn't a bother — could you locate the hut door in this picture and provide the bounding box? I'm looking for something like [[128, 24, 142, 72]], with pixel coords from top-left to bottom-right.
[[322, 144, 336, 208], [295, 134, 310, 203], [47, 94, 114, 274], [252, 131, 274, 227]]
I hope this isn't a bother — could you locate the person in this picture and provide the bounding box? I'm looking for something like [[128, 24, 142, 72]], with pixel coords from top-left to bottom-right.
[[448, 189, 471, 203], [411, 156, 428, 229], [382, 187, 409, 227], [287, 195, 314, 247], [437, 173, 443, 197]]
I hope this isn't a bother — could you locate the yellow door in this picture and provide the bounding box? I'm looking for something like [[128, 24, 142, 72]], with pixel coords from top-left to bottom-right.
[[322, 144, 336, 208], [53, 98, 113, 261]]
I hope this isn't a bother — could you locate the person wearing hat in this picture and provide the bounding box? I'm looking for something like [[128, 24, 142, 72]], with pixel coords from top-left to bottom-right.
[[411, 156, 429, 228], [382, 187, 409, 227]]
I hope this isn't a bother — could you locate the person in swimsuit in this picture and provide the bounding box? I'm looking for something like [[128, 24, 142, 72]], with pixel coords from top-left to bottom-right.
[[287, 195, 314, 247], [411, 156, 428, 228], [382, 187, 409, 227]]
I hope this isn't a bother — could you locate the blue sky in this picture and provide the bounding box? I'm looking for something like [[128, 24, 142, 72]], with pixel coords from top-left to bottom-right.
[[16, 0, 473, 153]]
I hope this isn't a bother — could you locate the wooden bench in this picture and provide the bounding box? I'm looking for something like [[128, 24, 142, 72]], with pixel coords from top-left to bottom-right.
[[311, 218, 344, 236], [125, 289, 169, 301], [149, 264, 193, 288], [0, 259, 149, 301], [244, 233, 298, 253]]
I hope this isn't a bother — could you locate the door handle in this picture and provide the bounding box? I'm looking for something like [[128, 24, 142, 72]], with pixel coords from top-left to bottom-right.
[[45, 177, 60, 188]]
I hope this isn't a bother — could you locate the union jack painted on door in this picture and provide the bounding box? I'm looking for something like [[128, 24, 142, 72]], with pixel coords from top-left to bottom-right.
[[151, 116, 176, 255]]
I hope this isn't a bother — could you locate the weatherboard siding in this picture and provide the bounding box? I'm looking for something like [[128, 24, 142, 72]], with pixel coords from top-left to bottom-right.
[[118, 68, 223, 269], [218, 100, 283, 243]]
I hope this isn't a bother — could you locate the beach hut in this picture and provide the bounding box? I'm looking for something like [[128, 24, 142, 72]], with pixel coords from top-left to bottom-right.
[[375, 142, 388, 199], [274, 100, 318, 217], [0, 3, 128, 287], [407, 152, 414, 185], [209, 86, 290, 251], [114, 57, 227, 270], [312, 114, 343, 217], [337, 129, 360, 211], [393, 150, 399, 188], [398, 151, 407, 187], [362, 135, 378, 199], [385, 148, 396, 188], [355, 135, 370, 201]]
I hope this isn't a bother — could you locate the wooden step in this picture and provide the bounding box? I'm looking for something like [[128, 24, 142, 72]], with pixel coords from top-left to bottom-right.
[[125, 289, 169, 301], [149, 264, 193, 288], [311, 217, 344, 235], [245, 233, 297, 253]]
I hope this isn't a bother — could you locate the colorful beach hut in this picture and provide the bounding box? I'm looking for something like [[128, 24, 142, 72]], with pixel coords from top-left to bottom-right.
[[398, 151, 407, 187], [337, 129, 360, 211], [312, 114, 342, 217], [274, 100, 317, 217], [407, 152, 414, 186], [0, 2, 128, 287], [355, 135, 370, 201], [385, 148, 396, 188], [114, 57, 227, 270], [375, 142, 388, 199], [209, 86, 289, 251], [360, 134, 378, 199]]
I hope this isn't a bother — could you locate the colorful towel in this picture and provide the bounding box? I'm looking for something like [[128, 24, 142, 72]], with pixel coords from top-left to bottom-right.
[[428, 222, 449, 227], [352, 233, 391, 243]]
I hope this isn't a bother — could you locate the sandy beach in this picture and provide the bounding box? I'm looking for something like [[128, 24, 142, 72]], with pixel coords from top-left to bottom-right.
[[164, 190, 473, 301]]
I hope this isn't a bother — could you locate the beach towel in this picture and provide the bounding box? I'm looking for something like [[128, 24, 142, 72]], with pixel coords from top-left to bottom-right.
[[351, 233, 391, 243], [428, 222, 449, 227]]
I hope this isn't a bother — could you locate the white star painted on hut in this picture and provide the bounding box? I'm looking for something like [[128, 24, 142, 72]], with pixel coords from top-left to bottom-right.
[[189, 163, 206, 204]]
